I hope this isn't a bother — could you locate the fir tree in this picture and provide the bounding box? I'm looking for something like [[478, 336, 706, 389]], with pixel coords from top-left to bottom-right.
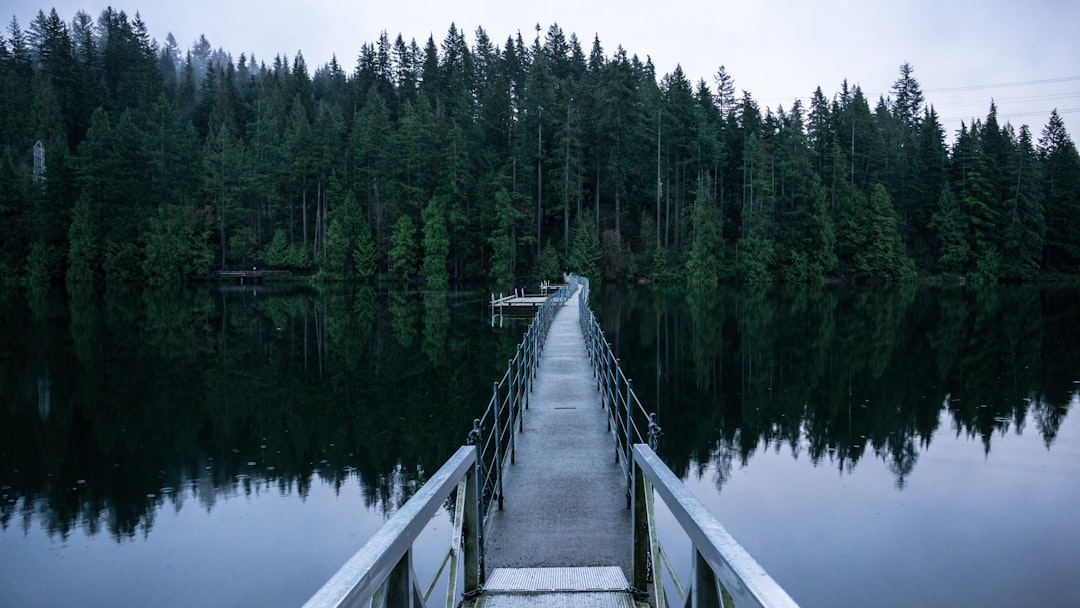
[[388, 214, 418, 280], [352, 220, 377, 282], [686, 184, 723, 286], [421, 195, 450, 289], [566, 214, 601, 282]]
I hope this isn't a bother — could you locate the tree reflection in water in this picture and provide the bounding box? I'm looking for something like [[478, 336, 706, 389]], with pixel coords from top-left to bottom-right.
[[595, 283, 1077, 490], [0, 285, 517, 541]]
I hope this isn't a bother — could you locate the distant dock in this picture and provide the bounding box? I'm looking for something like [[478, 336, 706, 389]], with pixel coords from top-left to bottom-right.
[[491, 282, 559, 322], [215, 269, 292, 284]]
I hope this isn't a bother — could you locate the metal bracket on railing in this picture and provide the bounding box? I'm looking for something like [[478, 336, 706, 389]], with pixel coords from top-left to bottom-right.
[[468, 419, 481, 445], [648, 413, 663, 450]]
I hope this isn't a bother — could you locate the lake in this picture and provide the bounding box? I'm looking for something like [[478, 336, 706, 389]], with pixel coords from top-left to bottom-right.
[[1, 282, 1077, 607]]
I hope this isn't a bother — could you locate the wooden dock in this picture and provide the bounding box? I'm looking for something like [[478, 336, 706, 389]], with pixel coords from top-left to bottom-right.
[[214, 269, 292, 283], [491, 283, 560, 313]]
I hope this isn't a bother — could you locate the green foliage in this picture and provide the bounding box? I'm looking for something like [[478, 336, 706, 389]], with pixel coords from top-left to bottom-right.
[[0, 11, 1077, 285], [652, 248, 683, 283], [736, 225, 775, 282], [261, 229, 290, 268], [352, 221, 377, 282], [686, 192, 724, 286], [389, 214, 418, 280], [601, 230, 633, 282], [28, 241, 63, 285], [142, 205, 212, 285], [969, 246, 1002, 285], [286, 245, 312, 271], [488, 188, 528, 283], [567, 215, 602, 282], [320, 217, 351, 280], [536, 241, 562, 283], [851, 184, 916, 281], [1039, 110, 1080, 271], [421, 195, 450, 289], [66, 195, 100, 283], [930, 188, 970, 276]]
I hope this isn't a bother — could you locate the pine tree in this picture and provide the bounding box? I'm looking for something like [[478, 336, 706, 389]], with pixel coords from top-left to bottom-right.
[[852, 183, 915, 280], [1000, 125, 1045, 279], [261, 229, 289, 267], [686, 183, 723, 286], [352, 220, 377, 282], [566, 214, 601, 282], [1039, 110, 1080, 271], [388, 214, 418, 280], [929, 187, 971, 276], [421, 195, 450, 289]]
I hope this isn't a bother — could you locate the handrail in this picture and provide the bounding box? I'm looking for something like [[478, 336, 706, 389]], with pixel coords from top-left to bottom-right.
[[575, 274, 797, 607], [472, 276, 578, 523], [576, 275, 661, 507], [632, 444, 800, 608], [303, 445, 482, 608], [308, 275, 798, 607]]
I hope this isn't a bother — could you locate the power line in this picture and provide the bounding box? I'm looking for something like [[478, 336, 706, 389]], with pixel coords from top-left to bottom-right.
[[931, 92, 1080, 107], [756, 77, 1080, 106], [942, 107, 1080, 122], [924, 76, 1080, 94]]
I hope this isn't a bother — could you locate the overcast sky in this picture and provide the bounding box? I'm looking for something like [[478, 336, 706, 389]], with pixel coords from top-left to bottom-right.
[[13, 1, 1080, 141]]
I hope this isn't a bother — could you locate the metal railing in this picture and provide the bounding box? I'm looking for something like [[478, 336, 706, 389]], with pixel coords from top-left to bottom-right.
[[472, 276, 577, 519], [577, 276, 660, 505], [576, 275, 798, 608], [306, 275, 798, 607], [632, 444, 800, 608], [302, 446, 482, 608], [304, 279, 576, 608]]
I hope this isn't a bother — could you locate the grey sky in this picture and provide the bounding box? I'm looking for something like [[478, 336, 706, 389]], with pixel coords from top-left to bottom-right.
[[13, 1, 1080, 140]]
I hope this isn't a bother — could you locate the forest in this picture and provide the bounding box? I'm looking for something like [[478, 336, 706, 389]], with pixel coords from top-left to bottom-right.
[[2, 7, 1079, 286]]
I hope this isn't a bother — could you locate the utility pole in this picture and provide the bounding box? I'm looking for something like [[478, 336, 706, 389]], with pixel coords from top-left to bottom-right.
[[537, 105, 543, 257], [564, 100, 571, 251], [656, 109, 662, 247]]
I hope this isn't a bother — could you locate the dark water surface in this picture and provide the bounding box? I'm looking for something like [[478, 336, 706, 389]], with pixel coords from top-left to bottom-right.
[[1, 283, 1078, 607], [593, 284, 1080, 607]]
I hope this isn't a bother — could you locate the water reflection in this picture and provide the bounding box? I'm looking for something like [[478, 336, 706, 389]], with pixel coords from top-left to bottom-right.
[[0, 285, 517, 542], [595, 284, 1077, 490]]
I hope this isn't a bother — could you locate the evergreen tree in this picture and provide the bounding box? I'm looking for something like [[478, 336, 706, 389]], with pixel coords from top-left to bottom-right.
[[566, 214, 601, 282], [1039, 110, 1080, 271], [352, 219, 377, 282], [536, 240, 562, 283], [686, 183, 723, 286], [929, 187, 970, 276], [853, 184, 915, 280], [421, 194, 450, 288], [261, 228, 289, 267], [388, 214, 418, 280], [66, 193, 100, 282], [951, 122, 997, 256], [142, 204, 212, 284], [1000, 125, 1045, 279]]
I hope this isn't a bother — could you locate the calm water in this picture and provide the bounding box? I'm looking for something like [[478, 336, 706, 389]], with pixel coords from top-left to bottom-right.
[[593, 284, 1080, 607], [1, 283, 1078, 607]]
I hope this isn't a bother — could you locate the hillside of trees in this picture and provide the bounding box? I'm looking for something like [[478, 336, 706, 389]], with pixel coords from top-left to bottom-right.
[[2, 8, 1079, 286]]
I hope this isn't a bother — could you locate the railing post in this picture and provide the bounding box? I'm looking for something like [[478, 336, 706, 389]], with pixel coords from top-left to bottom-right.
[[625, 377, 633, 507], [464, 443, 484, 591], [632, 458, 650, 592], [692, 547, 722, 608], [492, 382, 504, 511], [384, 547, 421, 607], [509, 358, 517, 464]]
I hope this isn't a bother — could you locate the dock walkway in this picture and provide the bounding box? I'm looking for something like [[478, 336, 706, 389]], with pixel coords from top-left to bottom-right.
[[482, 287, 631, 575]]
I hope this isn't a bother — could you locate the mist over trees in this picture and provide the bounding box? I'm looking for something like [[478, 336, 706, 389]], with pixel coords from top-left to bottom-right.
[[2, 8, 1078, 286]]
